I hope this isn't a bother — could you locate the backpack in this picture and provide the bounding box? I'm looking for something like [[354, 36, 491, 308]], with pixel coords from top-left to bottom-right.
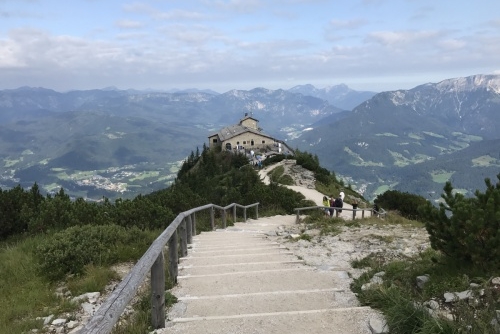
[[335, 198, 343, 212]]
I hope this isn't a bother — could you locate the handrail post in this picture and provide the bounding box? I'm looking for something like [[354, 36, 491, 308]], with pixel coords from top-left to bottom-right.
[[210, 206, 215, 230], [296, 209, 300, 224], [186, 215, 193, 244], [352, 209, 356, 220], [256, 204, 259, 219], [192, 213, 196, 236], [168, 230, 178, 284], [244, 207, 247, 222], [222, 209, 226, 229], [362, 210, 365, 218], [233, 205, 237, 224], [179, 219, 187, 257], [151, 250, 165, 329]]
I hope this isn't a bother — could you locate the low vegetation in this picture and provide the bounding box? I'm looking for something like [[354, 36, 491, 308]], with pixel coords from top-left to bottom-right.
[[374, 189, 428, 220], [351, 175, 500, 333], [1, 147, 499, 333]]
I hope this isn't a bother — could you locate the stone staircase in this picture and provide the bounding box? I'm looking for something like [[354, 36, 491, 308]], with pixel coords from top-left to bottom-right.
[[159, 215, 382, 334]]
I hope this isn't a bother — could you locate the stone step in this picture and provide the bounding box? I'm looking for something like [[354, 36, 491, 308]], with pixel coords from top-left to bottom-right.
[[189, 242, 281, 251], [173, 269, 347, 296], [162, 307, 377, 334], [187, 246, 289, 257], [175, 289, 354, 317], [178, 260, 305, 276], [179, 252, 299, 266]]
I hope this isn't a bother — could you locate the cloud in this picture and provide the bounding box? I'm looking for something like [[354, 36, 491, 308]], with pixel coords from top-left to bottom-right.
[[437, 38, 466, 51], [366, 30, 440, 48], [115, 20, 144, 29], [409, 5, 434, 21], [207, 0, 263, 14], [154, 9, 211, 21], [329, 19, 367, 30]]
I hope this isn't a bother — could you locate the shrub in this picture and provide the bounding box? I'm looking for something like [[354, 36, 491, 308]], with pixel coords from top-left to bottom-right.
[[374, 190, 428, 220], [421, 174, 500, 268], [36, 224, 156, 281]]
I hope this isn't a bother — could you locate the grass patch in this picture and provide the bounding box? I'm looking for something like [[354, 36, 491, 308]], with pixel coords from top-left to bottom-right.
[[472, 155, 500, 167], [0, 236, 74, 333], [344, 147, 384, 167], [268, 165, 294, 185], [129, 171, 160, 182], [376, 133, 399, 137], [374, 185, 390, 196], [366, 234, 394, 243], [352, 248, 500, 333], [423, 131, 445, 139], [67, 265, 120, 296], [408, 133, 424, 140], [113, 259, 178, 334], [430, 170, 454, 183]]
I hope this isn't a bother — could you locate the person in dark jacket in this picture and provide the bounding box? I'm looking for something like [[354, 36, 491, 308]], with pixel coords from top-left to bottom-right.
[[334, 196, 343, 214]]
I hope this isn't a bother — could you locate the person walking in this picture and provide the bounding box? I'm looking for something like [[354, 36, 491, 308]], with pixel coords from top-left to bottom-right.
[[322, 196, 330, 217], [329, 195, 335, 217]]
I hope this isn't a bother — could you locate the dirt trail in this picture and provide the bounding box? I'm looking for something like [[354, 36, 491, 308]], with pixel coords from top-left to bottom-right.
[[258, 160, 371, 220]]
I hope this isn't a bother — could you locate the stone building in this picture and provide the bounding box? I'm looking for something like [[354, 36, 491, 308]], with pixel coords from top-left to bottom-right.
[[208, 114, 284, 153]]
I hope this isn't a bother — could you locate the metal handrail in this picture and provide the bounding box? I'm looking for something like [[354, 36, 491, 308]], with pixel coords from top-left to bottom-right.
[[80, 202, 259, 333]]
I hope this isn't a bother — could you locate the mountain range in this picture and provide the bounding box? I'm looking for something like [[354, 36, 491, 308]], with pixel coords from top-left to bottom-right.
[[1, 75, 499, 201], [290, 74, 500, 200]]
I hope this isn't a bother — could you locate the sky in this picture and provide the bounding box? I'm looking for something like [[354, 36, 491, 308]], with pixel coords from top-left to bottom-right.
[[1, 0, 500, 93]]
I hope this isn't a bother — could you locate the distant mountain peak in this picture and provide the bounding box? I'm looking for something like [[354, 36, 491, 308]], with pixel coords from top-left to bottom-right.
[[287, 84, 376, 110], [434, 74, 500, 94]]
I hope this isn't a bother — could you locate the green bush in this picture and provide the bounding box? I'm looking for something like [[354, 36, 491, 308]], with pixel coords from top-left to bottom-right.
[[420, 174, 500, 268], [375, 190, 428, 220], [36, 224, 156, 281]]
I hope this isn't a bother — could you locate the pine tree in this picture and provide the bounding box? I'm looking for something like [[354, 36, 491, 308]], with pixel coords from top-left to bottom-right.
[[421, 174, 500, 267]]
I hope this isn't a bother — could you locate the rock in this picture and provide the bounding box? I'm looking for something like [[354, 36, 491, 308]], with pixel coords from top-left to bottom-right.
[[67, 320, 79, 329], [72, 292, 100, 304], [444, 290, 472, 302], [374, 271, 386, 277], [37, 314, 54, 326], [492, 277, 500, 285], [369, 317, 389, 334], [81, 302, 98, 316], [470, 283, 480, 289], [424, 299, 440, 310], [51, 318, 67, 327], [370, 275, 383, 284], [416, 275, 430, 289], [69, 326, 84, 334], [289, 234, 300, 239]]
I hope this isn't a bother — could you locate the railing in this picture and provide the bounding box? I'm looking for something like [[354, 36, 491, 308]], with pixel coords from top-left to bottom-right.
[[80, 202, 259, 334], [294, 205, 385, 223]]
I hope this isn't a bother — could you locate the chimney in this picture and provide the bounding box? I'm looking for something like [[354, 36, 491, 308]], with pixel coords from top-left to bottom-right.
[[244, 112, 248, 117]]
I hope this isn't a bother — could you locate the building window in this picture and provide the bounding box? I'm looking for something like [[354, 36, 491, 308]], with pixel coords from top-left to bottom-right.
[[212, 138, 218, 143], [237, 141, 240, 145], [243, 141, 246, 144], [251, 140, 254, 146], [262, 140, 265, 144]]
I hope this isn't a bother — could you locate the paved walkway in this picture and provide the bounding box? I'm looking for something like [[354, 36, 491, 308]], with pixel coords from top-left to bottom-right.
[[160, 215, 382, 334]]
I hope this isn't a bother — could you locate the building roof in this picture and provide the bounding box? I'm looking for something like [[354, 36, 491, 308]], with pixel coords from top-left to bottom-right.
[[239, 115, 259, 123], [210, 124, 275, 142]]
